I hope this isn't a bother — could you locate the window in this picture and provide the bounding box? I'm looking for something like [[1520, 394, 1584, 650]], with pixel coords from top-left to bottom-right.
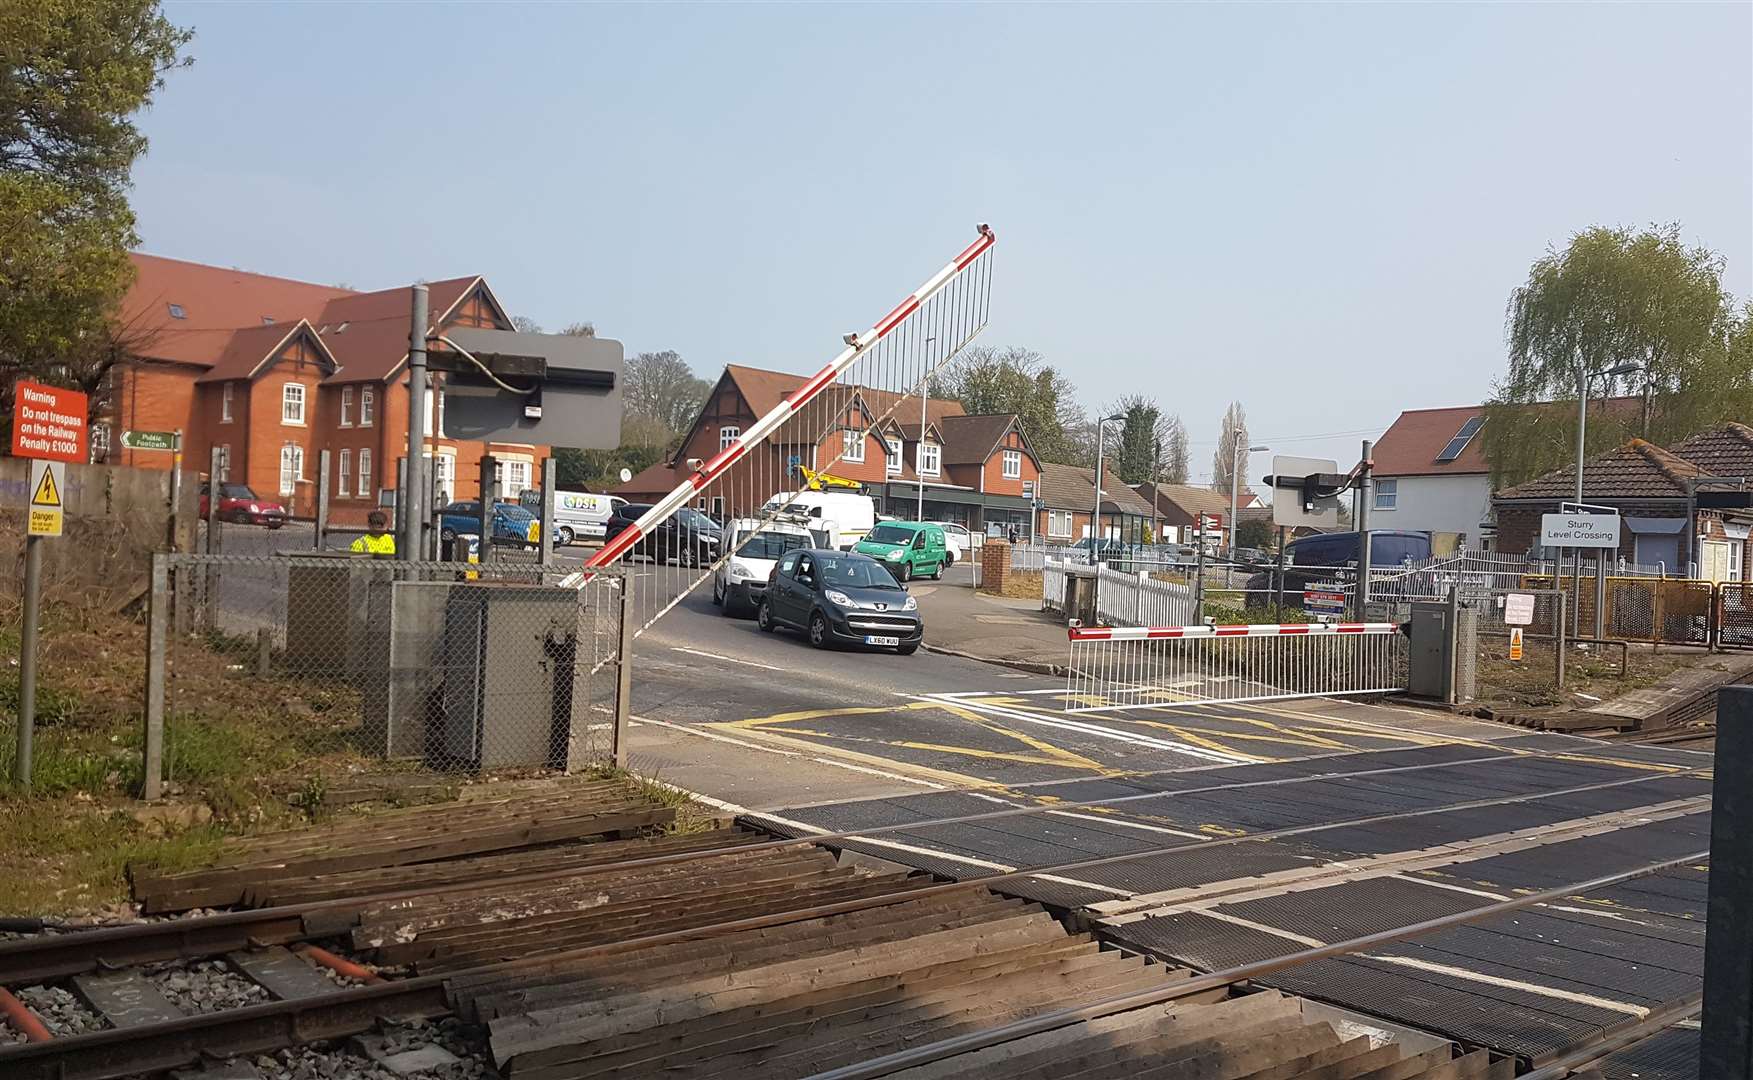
[[337, 449, 351, 497], [282, 383, 306, 425], [1434, 416, 1485, 463], [1048, 510, 1073, 538], [221, 383, 234, 424], [842, 428, 865, 463], [261, 316, 275, 326], [340, 387, 353, 427], [278, 445, 303, 496], [501, 459, 532, 499], [359, 389, 374, 427], [918, 441, 941, 477], [167, 303, 186, 319], [1002, 449, 1022, 479], [885, 437, 901, 475], [218, 445, 230, 482], [1373, 478, 1398, 511], [430, 452, 454, 503], [720, 426, 739, 451], [358, 449, 372, 497]]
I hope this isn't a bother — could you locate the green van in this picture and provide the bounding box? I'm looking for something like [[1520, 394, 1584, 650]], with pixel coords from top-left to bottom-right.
[[854, 522, 950, 582]]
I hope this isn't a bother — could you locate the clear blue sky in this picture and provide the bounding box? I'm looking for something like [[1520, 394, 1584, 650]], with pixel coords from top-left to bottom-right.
[[137, 2, 1751, 482]]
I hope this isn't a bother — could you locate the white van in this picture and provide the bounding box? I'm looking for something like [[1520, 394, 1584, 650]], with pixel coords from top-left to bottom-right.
[[760, 490, 878, 550], [519, 490, 626, 545], [714, 518, 823, 616]]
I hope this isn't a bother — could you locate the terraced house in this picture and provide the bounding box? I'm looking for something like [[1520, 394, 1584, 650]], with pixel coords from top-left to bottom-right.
[[93, 254, 552, 524]]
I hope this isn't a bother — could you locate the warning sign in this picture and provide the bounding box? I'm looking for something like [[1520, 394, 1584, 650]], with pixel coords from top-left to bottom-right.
[[1509, 627, 1524, 662], [27, 458, 64, 537], [10, 381, 88, 463]]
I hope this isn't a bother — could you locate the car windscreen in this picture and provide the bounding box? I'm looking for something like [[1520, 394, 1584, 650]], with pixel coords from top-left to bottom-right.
[[678, 508, 717, 529], [220, 484, 257, 499], [737, 532, 810, 559], [496, 504, 537, 522], [865, 524, 915, 545], [817, 556, 901, 589]]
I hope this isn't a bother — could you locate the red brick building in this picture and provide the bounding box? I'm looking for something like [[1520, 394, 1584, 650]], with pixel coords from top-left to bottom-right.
[[93, 254, 550, 524], [1034, 462, 1156, 543], [619, 364, 1042, 535], [1490, 423, 1753, 580]]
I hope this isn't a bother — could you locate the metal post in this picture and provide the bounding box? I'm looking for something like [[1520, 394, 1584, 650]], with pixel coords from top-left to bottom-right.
[[1356, 439, 1373, 620], [1194, 523, 1206, 621], [313, 449, 331, 550], [168, 430, 183, 551], [426, 448, 441, 559], [1702, 685, 1753, 1078], [1595, 555, 1608, 640], [478, 454, 497, 560], [916, 378, 927, 523], [1446, 584, 1461, 706], [143, 552, 168, 801], [1275, 525, 1287, 623], [613, 578, 634, 768], [1091, 428, 1106, 567], [15, 536, 43, 788], [205, 446, 223, 555], [1575, 370, 1589, 639], [1554, 589, 1566, 691], [403, 284, 429, 562], [394, 457, 408, 543], [1228, 437, 1241, 588], [539, 456, 557, 568]]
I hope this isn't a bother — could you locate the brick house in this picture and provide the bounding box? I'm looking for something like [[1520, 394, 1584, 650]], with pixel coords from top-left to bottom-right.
[[1132, 482, 1260, 548], [1490, 423, 1753, 580], [1034, 462, 1156, 543], [617, 364, 1041, 535], [93, 254, 551, 524]]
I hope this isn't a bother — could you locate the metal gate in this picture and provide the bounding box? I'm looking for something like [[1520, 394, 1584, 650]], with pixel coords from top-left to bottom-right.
[[564, 225, 997, 636], [1064, 622, 1407, 713]]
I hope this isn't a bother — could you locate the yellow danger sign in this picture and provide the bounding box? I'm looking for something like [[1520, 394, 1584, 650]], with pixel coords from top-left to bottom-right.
[[1509, 626, 1524, 662], [27, 458, 64, 537]]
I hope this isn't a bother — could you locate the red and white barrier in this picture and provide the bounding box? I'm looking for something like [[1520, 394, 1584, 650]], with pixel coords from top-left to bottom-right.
[[1065, 621, 1407, 713]]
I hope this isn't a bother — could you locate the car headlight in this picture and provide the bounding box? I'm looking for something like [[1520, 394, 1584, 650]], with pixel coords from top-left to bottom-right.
[[824, 589, 855, 607], [885, 549, 903, 561], [248, 503, 259, 513], [727, 559, 754, 582], [903, 596, 918, 611]]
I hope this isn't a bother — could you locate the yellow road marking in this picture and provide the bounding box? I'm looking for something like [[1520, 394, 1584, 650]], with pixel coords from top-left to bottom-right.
[[722, 701, 943, 729], [932, 701, 1115, 775], [703, 719, 1001, 790]]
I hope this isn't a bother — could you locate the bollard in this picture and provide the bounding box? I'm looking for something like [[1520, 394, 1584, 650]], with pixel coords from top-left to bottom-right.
[[1703, 685, 1753, 1077]]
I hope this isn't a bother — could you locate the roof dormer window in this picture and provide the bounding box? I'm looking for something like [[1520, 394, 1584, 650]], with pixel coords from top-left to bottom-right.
[[167, 303, 186, 319], [262, 316, 275, 325]]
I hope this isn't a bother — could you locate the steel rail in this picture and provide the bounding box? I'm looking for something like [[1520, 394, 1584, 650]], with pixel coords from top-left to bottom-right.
[[804, 850, 1712, 1080], [0, 756, 1706, 987], [1517, 995, 1702, 1080]]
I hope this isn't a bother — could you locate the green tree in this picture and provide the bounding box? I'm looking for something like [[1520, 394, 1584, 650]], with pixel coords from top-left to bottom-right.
[[934, 345, 1087, 463], [0, 0, 192, 431], [1107, 395, 1190, 485], [1210, 402, 1250, 494], [1234, 518, 1273, 549], [624, 350, 709, 435], [1485, 224, 1744, 485]]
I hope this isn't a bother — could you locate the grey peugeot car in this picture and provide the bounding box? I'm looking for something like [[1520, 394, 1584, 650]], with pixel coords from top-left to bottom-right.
[[757, 548, 923, 654]]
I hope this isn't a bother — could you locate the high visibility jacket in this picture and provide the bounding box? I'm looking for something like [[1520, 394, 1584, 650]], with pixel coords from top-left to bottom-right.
[[351, 532, 396, 556]]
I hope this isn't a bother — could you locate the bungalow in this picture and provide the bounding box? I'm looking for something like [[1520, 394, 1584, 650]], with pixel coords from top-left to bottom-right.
[[1034, 462, 1156, 544], [1133, 482, 1259, 548]]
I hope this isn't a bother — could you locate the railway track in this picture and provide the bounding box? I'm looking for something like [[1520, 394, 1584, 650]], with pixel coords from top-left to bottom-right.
[[0, 750, 1715, 1078]]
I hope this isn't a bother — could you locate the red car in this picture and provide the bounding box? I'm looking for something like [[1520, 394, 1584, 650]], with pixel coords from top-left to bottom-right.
[[198, 482, 287, 528]]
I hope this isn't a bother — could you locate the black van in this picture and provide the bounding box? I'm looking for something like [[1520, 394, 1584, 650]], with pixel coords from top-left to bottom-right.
[[1244, 530, 1432, 609]]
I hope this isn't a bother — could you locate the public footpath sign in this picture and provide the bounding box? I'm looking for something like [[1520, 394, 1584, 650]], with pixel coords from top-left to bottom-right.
[[121, 430, 178, 452], [28, 460, 64, 537], [10, 380, 88, 463], [1541, 512, 1621, 549]]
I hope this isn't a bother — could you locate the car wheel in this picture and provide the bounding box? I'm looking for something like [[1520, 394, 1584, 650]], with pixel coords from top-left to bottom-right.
[[808, 612, 830, 649], [897, 563, 912, 583], [757, 602, 775, 632], [897, 643, 920, 656], [229, 510, 251, 525], [945, 550, 957, 566], [555, 526, 573, 547], [931, 560, 944, 580], [441, 527, 457, 542], [266, 520, 284, 531]]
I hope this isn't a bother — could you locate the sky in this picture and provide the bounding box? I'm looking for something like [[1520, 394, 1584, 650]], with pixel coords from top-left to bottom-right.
[[135, 2, 1752, 484]]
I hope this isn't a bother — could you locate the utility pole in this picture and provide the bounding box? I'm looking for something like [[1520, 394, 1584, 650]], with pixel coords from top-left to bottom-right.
[[916, 375, 927, 523], [1356, 439, 1373, 620], [403, 284, 429, 561], [1149, 437, 1160, 547]]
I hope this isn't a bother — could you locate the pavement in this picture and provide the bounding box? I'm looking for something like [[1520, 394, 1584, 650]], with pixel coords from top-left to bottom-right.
[[905, 574, 1072, 672]]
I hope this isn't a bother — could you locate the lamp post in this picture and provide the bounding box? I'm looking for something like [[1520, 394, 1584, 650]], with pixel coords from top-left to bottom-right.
[[1090, 414, 1125, 567], [1572, 361, 1644, 626], [1227, 440, 1269, 586]]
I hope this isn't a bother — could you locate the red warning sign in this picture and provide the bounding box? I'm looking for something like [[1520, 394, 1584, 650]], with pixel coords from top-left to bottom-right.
[[10, 381, 88, 463]]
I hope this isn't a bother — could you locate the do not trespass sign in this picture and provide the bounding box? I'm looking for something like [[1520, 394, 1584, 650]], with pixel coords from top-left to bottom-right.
[[11, 381, 88, 463]]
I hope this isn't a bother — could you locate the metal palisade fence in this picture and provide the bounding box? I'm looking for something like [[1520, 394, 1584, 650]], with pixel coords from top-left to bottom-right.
[[567, 226, 996, 635], [142, 551, 627, 797]]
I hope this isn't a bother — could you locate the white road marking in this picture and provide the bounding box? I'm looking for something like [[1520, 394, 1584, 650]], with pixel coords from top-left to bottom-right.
[[1363, 955, 1649, 1018], [912, 693, 1251, 765], [1391, 875, 1510, 901], [810, 757, 948, 790], [1196, 908, 1326, 947], [671, 646, 784, 671], [633, 714, 941, 790], [1043, 810, 1207, 839]]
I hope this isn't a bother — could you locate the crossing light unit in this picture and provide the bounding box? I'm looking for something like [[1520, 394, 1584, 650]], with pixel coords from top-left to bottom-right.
[[1264, 455, 1346, 529], [429, 327, 624, 448]]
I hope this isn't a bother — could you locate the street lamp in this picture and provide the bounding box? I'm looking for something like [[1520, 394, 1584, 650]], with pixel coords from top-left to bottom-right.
[[1090, 414, 1125, 566], [1227, 440, 1270, 586], [1575, 362, 1645, 502]]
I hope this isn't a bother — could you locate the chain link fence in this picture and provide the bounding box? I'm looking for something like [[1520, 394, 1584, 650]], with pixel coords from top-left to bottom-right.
[[145, 552, 627, 796]]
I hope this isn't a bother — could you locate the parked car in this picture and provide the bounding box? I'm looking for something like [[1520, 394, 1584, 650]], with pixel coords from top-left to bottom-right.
[[438, 500, 541, 548], [928, 521, 975, 565], [1069, 537, 1126, 562], [714, 520, 818, 616], [603, 502, 722, 566], [757, 548, 922, 654], [198, 483, 286, 528], [854, 521, 950, 582], [1243, 530, 1433, 609], [516, 489, 625, 545]]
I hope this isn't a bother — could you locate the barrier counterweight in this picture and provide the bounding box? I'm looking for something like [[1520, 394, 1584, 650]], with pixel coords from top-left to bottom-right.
[[1065, 622, 1407, 712]]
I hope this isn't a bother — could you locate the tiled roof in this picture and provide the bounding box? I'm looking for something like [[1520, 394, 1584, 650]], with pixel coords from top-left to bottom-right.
[[1037, 462, 1155, 516], [1373, 398, 1643, 478], [938, 414, 1023, 466], [1671, 422, 1753, 480], [1495, 439, 1707, 501], [1135, 481, 1242, 520], [193, 321, 333, 383]]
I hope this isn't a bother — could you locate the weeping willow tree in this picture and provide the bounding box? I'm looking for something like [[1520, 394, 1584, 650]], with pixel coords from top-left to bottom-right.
[[1484, 224, 1748, 487]]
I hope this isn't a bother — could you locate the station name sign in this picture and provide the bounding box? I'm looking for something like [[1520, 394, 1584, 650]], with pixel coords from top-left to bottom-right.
[[1540, 512, 1621, 548]]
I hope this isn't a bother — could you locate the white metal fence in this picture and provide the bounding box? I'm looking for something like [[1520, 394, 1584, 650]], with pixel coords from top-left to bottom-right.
[[1043, 558, 1068, 611], [1064, 622, 1407, 712], [1095, 565, 1195, 627]]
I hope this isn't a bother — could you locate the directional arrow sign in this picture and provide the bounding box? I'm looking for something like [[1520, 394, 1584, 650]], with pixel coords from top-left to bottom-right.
[[121, 430, 178, 452]]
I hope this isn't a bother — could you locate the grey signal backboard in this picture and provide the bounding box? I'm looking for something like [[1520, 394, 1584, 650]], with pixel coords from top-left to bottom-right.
[[1269, 455, 1343, 529]]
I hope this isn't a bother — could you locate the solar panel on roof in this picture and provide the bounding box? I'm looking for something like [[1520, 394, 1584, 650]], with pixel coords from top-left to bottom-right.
[[1435, 415, 1485, 462]]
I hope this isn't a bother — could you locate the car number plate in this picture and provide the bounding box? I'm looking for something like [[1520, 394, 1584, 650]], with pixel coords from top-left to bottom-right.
[[864, 635, 900, 647]]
